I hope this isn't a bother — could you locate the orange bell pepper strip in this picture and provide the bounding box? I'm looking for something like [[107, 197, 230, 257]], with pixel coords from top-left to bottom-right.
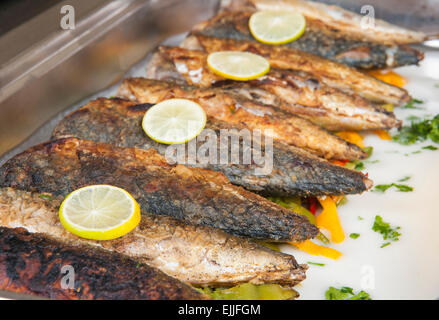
[[368, 70, 407, 88], [316, 196, 345, 244], [292, 240, 342, 260], [335, 131, 364, 148], [373, 130, 392, 140]]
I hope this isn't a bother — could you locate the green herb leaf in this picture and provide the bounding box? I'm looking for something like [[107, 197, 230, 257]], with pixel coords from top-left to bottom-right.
[[372, 215, 401, 248], [358, 216, 364, 221], [397, 176, 411, 182], [363, 146, 373, 158], [349, 233, 360, 239], [307, 262, 325, 267], [373, 182, 413, 193], [393, 114, 439, 145], [402, 98, 424, 109], [423, 145, 438, 151], [325, 286, 371, 300]]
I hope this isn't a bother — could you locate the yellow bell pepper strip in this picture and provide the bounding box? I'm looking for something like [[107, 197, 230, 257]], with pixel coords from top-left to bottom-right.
[[316, 196, 345, 243], [292, 240, 342, 260], [381, 104, 394, 112], [335, 131, 364, 148], [373, 129, 392, 140], [368, 70, 407, 88]]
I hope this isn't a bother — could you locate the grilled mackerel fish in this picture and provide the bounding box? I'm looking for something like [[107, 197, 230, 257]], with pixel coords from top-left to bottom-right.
[[0, 138, 318, 242], [149, 46, 401, 131], [195, 8, 424, 69], [183, 34, 410, 105], [230, 0, 428, 45], [0, 187, 308, 288], [52, 98, 372, 197], [0, 227, 205, 300], [118, 78, 367, 161]]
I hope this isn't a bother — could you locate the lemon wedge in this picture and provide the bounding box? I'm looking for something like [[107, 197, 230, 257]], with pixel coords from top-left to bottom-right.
[[142, 98, 206, 144], [207, 51, 270, 81], [59, 185, 140, 240], [249, 11, 306, 45]]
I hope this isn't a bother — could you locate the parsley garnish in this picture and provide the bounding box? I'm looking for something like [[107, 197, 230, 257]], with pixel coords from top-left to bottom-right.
[[307, 262, 325, 267], [402, 98, 424, 109], [349, 233, 360, 239], [372, 215, 401, 247], [393, 114, 439, 145], [373, 181, 413, 193], [325, 286, 371, 300], [358, 216, 364, 221], [423, 145, 438, 151], [397, 176, 411, 182]]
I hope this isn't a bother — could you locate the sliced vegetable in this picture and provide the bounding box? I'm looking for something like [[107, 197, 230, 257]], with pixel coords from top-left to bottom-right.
[[368, 70, 406, 88], [325, 286, 371, 300], [335, 131, 364, 148], [198, 283, 298, 300], [292, 240, 342, 260], [307, 262, 325, 267], [316, 196, 345, 243], [373, 130, 392, 141]]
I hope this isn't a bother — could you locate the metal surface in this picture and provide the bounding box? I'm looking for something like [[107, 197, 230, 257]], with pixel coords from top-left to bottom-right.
[[0, 0, 220, 157]]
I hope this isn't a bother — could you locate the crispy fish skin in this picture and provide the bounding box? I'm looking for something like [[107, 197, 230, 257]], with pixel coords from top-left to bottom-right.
[[0, 187, 307, 287], [118, 78, 367, 161], [186, 34, 410, 105], [52, 98, 372, 197], [0, 226, 205, 300], [239, 0, 428, 45], [154, 46, 401, 131], [194, 10, 423, 69], [0, 138, 318, 242]]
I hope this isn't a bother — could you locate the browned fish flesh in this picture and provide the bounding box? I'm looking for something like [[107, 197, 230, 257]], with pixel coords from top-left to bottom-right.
[[193, 8, 424, 69], [0, 138, 318, 242], [150, 46, 401, 131], [0, 187, 308, 287], [0, 226, 205, 300], [52, 98, 373, 197], [183, 34, 411, 105], [118, 78, 367, 160]]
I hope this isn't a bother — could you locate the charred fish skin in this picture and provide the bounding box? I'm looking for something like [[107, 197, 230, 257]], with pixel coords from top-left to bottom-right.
[[186, 34, 410, 105], [154, 46, 401, 131], [0, 226, 205, 300], [118, 78, 367, 161], [0, 138, 319, 242], [193, 10, 424, 69], [0, 187, 308, 287], [240, 0, 428, 45], [52, 98, 372, 197]]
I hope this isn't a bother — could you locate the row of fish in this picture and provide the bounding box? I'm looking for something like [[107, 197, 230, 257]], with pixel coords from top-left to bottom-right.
[[0, 0, 427, 299]]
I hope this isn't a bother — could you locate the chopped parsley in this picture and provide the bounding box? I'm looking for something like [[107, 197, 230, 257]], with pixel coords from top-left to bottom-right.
[[358, 216, 364, 221], [373, 181, 413, 193], [307, 262, 325, 267], [397, 176, 411, 182], [402, 98, 424, 109], [39, 194, 53, 201], [393, 114, 439, 145], [372, 215, 401, 248], [423, 145, 438, 151], [325, 286, 371, 300], [349, 233, 360, 239]]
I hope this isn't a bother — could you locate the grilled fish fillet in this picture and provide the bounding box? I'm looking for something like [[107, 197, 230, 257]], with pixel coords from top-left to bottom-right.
[[230, 0, 428, 45], [0, 138, 318, 242], [118, 78, 367, 161], [183, 34, 411, 105], [0, 226, 205, 300], [52, 98, 372, 197], [199, 9, 424, 69], [0, 187, 307, 287], [150, 46, 401, 131]]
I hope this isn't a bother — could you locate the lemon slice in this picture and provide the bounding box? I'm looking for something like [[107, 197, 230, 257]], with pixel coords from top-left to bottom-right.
[[249, 11, 306, 45], [207, 51, 270, 81], [142, 98, 206, 144], [59, 185, 141, 240]]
